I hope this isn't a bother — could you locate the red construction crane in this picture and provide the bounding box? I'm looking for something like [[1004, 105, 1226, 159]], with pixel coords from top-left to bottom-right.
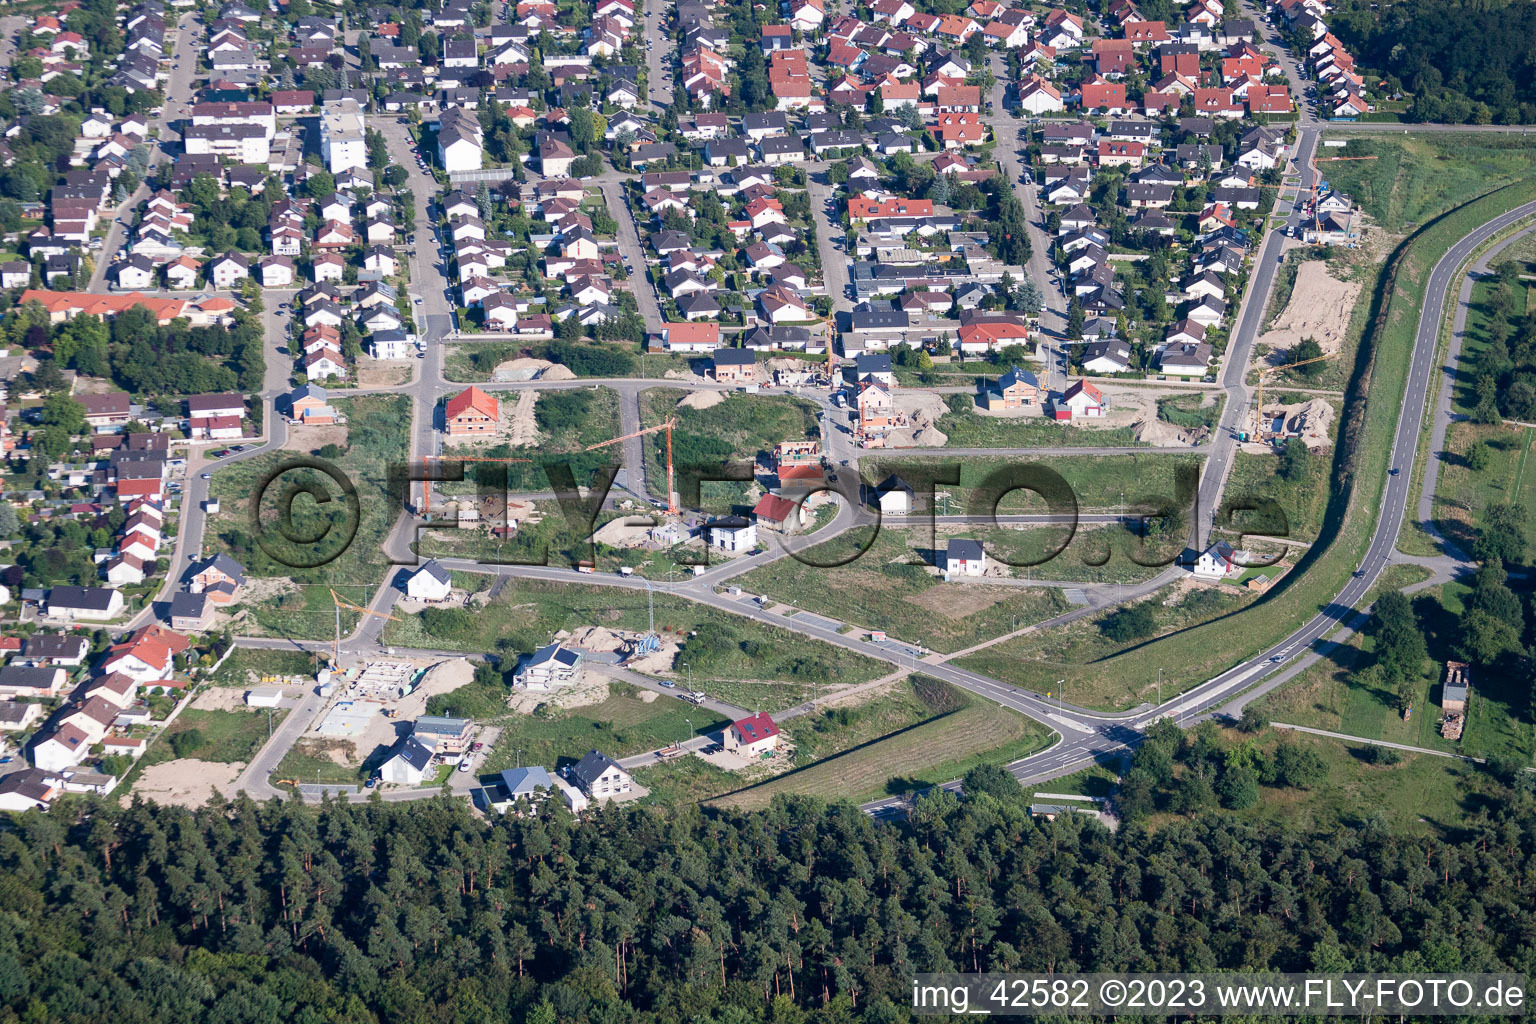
[[586, 418, 679, 515], [418, 454, 532, 514]]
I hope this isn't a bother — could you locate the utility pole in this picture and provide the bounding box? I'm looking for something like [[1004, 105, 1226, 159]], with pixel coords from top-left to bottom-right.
[[1157, 666, 1162, 706]]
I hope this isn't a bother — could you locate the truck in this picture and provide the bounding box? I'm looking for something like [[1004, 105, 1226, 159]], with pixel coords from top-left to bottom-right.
[[576, 561, 596, 574], [618, 566, 634, 576]]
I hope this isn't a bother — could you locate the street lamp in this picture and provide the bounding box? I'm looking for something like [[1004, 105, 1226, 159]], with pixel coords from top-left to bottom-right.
[[1057, 678, 1065, 710]]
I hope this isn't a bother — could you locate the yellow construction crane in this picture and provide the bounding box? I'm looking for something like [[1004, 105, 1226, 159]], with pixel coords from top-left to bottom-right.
[[328, 589, 400, 667], [1252, 353, 1336, 437], [586, 418, 679, 515]]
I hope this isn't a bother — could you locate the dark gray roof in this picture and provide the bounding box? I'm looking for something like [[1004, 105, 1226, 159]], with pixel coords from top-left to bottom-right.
[[48, 585, 117, 611], [169, 591, 209, 619], [570, 749, 626, 791], [22, 634, 87, 659], [713, 347, 755, 366], [392, 735, 436, 772], [947, 538, 984, 561]]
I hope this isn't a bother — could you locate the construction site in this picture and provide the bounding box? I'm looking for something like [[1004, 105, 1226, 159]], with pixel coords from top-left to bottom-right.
[[290, 657, 481, 777]]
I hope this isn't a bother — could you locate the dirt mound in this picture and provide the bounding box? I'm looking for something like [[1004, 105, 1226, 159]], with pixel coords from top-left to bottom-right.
[[887, 391, 950, 447], [539, 363, 577, 381], [507, 673, 612, 713], [591, 516, 657, 547], [1133, 417, 1209, 446], [416, 658, 476, 698], [678, 390, 725, 411], [1260, 397, 1335, 447], [493, 357, 552, 381], [568, 626, 630, 653]]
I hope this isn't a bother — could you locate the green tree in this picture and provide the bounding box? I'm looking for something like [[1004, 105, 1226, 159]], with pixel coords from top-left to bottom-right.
[[1273, 743, 1327, 789], [39, 393, 85, 434], [1474, 502, 1527, 564], [1468, 440, 1493, 472], [1100, 602, 1156, 642], [1277, 437, 1311, 482]]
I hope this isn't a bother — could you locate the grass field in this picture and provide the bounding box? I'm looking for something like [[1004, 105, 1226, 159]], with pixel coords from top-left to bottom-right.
[[380, 577, 889, 689], [209, 648, 320, 686], [1258, 581, 1532, 765], [956, 582, 1254, 709], [866, 453, 1207, 513], [639, 388, 820, 505], [737, 526, 1069, 652], [935, 401, 1144, 448], [205, 395, 411, 638], [1430, 422, 1536, 564], [276, 738, 376, 786], [481, 684, 727, 773], [1321, 135, 1536, 234], [144, 708, 285, 767], [441, 341, 697, 382], [437, 387, 622, 493], [1219, 442, 1333, 545], [711, 676, 1053, 808]]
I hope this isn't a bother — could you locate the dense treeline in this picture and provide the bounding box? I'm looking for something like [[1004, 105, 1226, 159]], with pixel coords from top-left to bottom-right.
[[8, 300, 266, 401], [3, 784, 1536, 1023], [1331, 0, 1536, 123]]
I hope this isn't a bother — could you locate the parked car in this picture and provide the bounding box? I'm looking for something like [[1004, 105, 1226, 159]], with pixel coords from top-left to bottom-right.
[[457, 760, 471, 772]]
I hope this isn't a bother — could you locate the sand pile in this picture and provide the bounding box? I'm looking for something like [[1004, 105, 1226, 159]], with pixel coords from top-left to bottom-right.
[[678, 390, 726, 411], [1133, 418, 1209, 446], [1260, 398, 1335, 447], [494, 357, 553, 381], [508, 674, 613, 713], [539, 364, 576, 381], [887, 392, 950, 447], [567, 626, 631, 653]]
